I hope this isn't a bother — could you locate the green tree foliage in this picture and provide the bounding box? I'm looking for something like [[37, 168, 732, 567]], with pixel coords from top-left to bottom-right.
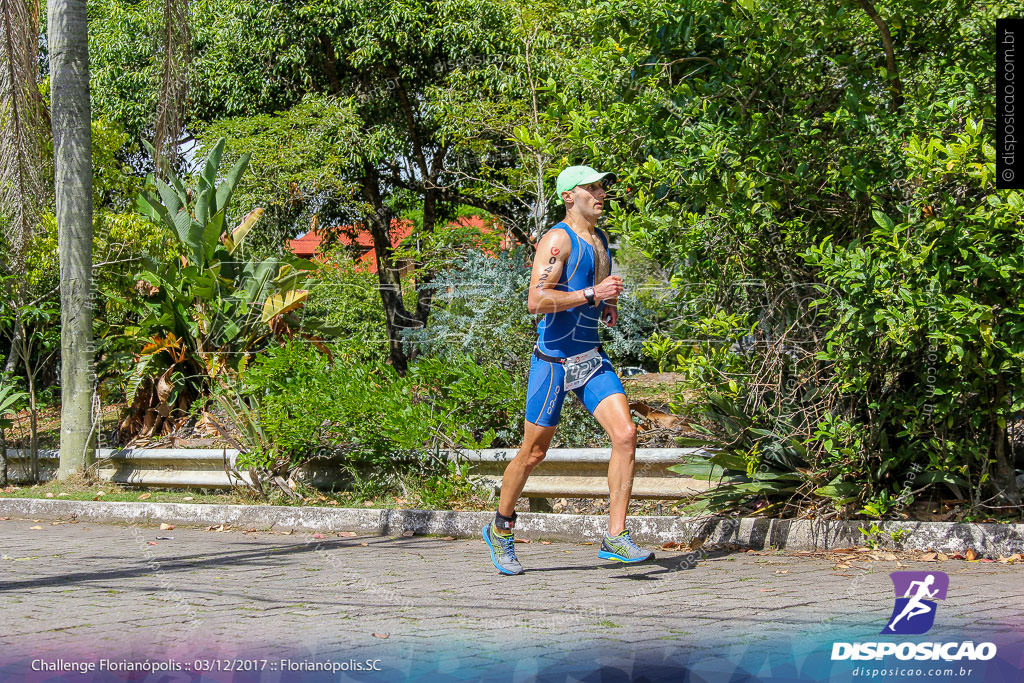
[[86, 0, 571, 372], [559, 0, 1020, 515], [805, 121, 1024, 510]]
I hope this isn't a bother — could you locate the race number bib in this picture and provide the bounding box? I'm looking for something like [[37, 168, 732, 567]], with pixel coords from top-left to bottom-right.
[[563, 347, 603, 391]]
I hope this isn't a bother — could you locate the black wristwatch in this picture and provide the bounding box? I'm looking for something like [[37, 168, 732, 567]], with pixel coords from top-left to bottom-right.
[[583, 286, 596, 307]]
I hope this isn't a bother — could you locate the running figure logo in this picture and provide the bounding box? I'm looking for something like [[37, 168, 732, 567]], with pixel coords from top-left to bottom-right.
[[882, 571, 949, 635]]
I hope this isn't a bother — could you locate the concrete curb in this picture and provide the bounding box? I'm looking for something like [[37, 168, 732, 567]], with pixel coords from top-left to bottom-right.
[[2, 498, 1022, 557]]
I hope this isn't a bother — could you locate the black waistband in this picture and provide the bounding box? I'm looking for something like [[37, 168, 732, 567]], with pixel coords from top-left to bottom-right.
[[533, 345, 602, 365]]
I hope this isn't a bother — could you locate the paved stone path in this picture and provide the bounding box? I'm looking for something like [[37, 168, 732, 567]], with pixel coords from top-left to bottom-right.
[[2, 518, 1022, 681]]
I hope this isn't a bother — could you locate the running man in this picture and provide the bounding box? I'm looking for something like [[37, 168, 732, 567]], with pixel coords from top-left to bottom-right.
[[482, 165, 654, 575], [887, 574, 939, 632]]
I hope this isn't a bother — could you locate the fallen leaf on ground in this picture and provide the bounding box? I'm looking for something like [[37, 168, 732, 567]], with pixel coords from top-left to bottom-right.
[[57, 493, 68, 497], [338, 531, 357, 537], [918, 552, 938, 561], [372, 633, 389, 639], [363, 501, 374, 507], [775, 569, 789, 574], [661, 542, 681, 550], [514, 538, 531, 543], [183, 496, 194, 501], [936, 553, 949, 561], [95, 491, 105, 497], [950, 553, 965, 560], [581, 542, 593, 545], [978, 558, 995, 563], [312, 533, 326, 539], [965, 548, 978, 561], [138, 493, 151, 500], [29, 525, 42, 530], [759, 588, 776, 592], [896, 561, 906, 568], [147, 541, 158, 546], [540, 541, 552, 545], [45, 492, 54, 498], [883, 553, 898, 561], [401, 530, 414, 537], [360, 542, 368, 547], [440, 536, 455, 541], [159, 523, 174, 531]]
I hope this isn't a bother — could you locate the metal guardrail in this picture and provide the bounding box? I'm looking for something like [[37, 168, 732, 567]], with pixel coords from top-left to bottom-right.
[[2, 447, 715, 499]]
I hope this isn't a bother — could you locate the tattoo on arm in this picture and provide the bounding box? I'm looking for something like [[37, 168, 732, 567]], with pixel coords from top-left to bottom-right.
[[535, 248, 560, 290]]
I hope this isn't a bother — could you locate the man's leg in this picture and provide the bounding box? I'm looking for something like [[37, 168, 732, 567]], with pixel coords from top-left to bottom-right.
[[482, 420, 557, 575], [497, 420, 557, 518], [592, 393, 637, 536]]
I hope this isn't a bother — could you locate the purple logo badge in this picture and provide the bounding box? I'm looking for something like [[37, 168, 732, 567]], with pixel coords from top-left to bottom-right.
[[882, 571, 949, 635]]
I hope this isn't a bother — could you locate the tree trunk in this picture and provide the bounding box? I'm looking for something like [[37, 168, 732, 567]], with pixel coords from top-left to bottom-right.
[[3, 323, 19, 375], [1, 426, 7, 487], [26, 368, 37, 481], [361, 163, 419, 374], [991, 375, 1020, 506], [368, 208, 417, 375], [48, 0, 95, 479]]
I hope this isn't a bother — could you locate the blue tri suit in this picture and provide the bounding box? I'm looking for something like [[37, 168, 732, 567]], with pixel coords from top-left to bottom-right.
[[525, 222, 625, 427]]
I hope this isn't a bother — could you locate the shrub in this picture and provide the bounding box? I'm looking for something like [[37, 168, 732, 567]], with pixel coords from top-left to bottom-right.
[[223, 340, 534, 494], [671, 118, 1024, 518], [804, 118, 1023, 510]]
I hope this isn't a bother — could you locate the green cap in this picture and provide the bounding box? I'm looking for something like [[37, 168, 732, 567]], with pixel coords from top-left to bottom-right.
[[555, 165, 616, 205]]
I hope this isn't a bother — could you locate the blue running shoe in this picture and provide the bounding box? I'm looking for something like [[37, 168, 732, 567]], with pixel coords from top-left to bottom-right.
[[482, 523, 524, 575], [598, 529, 654, 563]]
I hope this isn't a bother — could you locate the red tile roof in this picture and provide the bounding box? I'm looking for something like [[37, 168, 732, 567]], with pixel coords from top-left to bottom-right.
[[288, 215, 512, 273]]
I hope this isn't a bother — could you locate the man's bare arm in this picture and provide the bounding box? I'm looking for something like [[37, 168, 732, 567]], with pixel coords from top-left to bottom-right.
[[528, 230, 624, 314], [528, 230, 584, 314]]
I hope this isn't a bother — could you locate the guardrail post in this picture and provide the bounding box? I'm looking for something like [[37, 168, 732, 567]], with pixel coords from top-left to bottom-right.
[[528, 496, 553, 512]]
